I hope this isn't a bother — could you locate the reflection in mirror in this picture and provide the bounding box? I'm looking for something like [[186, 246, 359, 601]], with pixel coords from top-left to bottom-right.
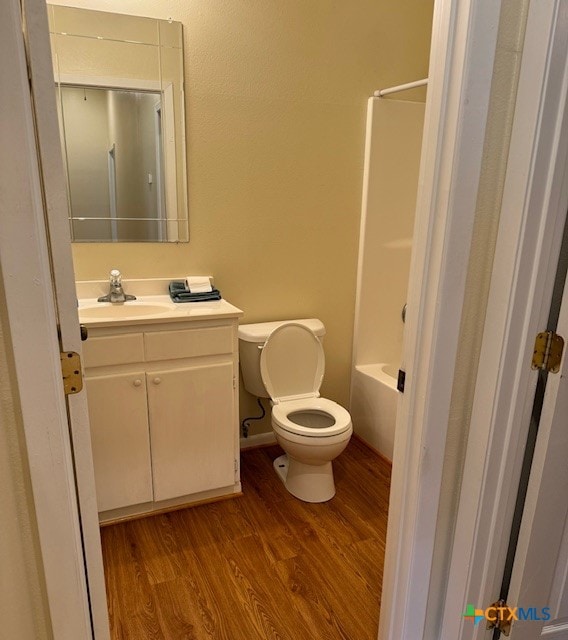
[[48, 5, 189, 243], [61, 87, 166, 242]]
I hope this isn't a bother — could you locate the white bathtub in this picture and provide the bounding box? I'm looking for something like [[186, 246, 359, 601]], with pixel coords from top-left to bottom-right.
[[350, 363, 399, 461]]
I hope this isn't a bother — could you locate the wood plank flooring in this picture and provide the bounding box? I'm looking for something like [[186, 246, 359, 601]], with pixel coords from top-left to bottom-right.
[[100, 438, 392, 640]]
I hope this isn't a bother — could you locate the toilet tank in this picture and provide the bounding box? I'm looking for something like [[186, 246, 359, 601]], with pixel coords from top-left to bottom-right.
[[238, 319, 325, 398]]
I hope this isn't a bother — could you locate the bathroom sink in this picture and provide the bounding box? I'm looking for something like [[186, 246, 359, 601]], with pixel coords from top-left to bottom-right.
[[79, 302, 173, 320]]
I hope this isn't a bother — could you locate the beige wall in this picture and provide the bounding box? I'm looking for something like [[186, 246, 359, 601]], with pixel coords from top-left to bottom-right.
[[424, 0, 530, 634], [0, 279, 52, 640], [50, 0, 434, 433]]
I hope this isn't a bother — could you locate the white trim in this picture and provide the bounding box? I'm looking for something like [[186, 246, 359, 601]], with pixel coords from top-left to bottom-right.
[[379, 0, 504, 637], [240, 432, 277, 450], [350, 98, 377, 372], [441, 1, 568, 638], [107, 144, 118, 241], [56, 72, 162, 92], [162, 82, 178, 241], [374, 78, 428, 97], [1, 0, 93, 637], [153, 100, 165, 241]]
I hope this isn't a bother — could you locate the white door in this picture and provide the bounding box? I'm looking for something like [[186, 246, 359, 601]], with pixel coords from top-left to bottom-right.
[[20, 0, 110, 637], [506, 273, 568, 639], [2, 1, 96, 637]]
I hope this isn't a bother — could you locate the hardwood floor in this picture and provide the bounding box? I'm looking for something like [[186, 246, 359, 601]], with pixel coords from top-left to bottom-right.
[[100, 438, 392, 640]]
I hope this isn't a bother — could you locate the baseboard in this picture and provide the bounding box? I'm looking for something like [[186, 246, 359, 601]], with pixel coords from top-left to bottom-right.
[[240, 432, 277, 450], [352, 433, 393, 468], [240, 432, 392, 463]]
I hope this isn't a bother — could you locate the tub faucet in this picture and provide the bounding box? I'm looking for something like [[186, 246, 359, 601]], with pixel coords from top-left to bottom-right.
[[97, 269, 136, 304]]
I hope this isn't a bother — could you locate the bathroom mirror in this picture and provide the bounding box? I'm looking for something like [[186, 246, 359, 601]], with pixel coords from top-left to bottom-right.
[[48, 5, 189, 243]]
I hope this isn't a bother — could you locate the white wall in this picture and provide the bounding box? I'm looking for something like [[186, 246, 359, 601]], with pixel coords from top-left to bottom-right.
[[350, 97, 425, 459], [353, 98, 425, 369]]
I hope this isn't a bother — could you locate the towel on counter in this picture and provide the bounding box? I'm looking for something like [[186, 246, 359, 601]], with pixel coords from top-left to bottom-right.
[[169, 280, 222, 303], [185, 276, 212, 293]]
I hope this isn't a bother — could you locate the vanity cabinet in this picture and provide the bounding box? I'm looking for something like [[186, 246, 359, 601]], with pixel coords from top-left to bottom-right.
[[81, 314, 241, 523]]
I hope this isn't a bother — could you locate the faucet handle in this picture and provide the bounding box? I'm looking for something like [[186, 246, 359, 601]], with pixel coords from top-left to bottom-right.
[[109, 269, 121, 284]]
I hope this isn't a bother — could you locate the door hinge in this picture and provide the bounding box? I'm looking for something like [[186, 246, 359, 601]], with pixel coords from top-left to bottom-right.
[[531, 330, 565, 373], [485, 599, 513, 636], [60, 351, 83, 395], [234, 458, 238, 473]]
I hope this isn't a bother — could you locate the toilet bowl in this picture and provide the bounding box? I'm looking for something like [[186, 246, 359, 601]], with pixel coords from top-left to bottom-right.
[[238, 320, 353, 503], [271, 396, 352, 502]]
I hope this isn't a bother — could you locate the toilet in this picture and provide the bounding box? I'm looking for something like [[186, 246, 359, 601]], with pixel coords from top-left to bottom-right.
[[238, 319, 353, 503]]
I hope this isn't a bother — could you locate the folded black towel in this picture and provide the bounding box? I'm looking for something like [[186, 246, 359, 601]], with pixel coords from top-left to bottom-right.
[[169, 281, 222, 303]]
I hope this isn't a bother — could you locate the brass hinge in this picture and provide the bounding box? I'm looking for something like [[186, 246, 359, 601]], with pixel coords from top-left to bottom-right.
[[486, 599, 512, 636], [60, 351, 83, 395], [532, 331, 564, 373]]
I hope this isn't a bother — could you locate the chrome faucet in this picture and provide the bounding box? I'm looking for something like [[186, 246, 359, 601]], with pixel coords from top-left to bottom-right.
[[97, 269, 136, 304]]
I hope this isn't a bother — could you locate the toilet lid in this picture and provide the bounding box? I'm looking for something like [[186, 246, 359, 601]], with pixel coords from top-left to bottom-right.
[[260, 322, 325, 403]]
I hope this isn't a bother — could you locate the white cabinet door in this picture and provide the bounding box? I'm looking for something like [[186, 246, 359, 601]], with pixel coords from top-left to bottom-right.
[[147, 362, 235, 501], [86, 371, 153, 512]]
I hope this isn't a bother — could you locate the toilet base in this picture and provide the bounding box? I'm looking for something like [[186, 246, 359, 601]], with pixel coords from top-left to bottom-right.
[[273, 454, 336, 503], [273, 454, 289, 484]]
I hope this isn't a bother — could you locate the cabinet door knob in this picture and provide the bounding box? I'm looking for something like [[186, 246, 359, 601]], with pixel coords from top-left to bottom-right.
[[133, 379, 142, 387], [153, 377, 162, 385]]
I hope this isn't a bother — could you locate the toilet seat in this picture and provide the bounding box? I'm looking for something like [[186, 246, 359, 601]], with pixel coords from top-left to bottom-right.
[[272, 397, 352, 438], [260, 322, 325, 403], [260, 323, 352, 439]]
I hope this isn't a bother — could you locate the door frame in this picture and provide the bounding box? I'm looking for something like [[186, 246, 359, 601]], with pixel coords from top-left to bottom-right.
[[378, 0, 509, 636], [439, 0, 568, 637], [380, 0, 568, 637], [505, 246, 568, 637]]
